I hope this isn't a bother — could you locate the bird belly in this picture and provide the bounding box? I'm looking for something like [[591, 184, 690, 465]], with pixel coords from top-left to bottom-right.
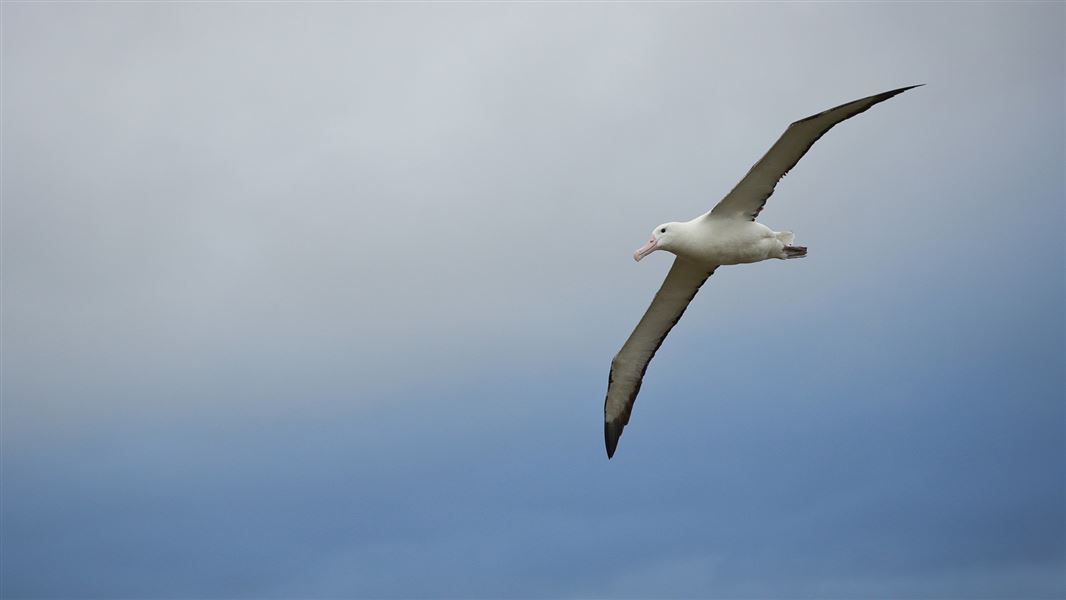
[[678, 221, 780, 266]]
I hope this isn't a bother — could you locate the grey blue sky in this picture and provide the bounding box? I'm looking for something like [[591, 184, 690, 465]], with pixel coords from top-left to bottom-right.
[[2, 2, 1064, 598]]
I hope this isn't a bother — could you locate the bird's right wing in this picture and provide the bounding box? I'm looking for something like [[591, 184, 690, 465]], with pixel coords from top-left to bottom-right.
[[604, 257, 717, 458]]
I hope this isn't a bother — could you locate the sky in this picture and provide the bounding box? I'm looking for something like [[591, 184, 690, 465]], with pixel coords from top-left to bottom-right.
[[1, 2, 1064, 598]]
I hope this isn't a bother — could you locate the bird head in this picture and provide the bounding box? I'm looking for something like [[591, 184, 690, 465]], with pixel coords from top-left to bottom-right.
[[634, 222, 680, 261]]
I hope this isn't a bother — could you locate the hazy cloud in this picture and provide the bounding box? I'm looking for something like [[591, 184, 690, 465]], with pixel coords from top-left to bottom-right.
[[3, 2, 1063, 598]]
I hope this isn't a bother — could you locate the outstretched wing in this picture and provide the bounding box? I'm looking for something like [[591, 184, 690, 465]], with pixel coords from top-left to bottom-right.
[[708, 85, 922, 222], [604, 258, 717, 458]]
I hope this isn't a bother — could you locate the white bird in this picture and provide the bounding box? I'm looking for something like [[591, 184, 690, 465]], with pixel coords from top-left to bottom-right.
[[604, 85, 921, 459]]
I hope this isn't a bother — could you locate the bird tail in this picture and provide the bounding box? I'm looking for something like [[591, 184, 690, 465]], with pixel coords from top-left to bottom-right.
[[775, 230, 795, 245]]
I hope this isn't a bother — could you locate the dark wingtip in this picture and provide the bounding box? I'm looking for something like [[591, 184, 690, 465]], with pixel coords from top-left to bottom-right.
[[871, 84, 924, 104], [791, 84, 924, 126], [878, 84, 924, 101], [894, 84, 925, 94], [605, 420, 624, 459]]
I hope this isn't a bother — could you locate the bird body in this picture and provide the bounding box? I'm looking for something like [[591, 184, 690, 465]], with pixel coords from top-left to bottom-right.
[[604, 85, 921, 459], [651, 218, 800, 266]]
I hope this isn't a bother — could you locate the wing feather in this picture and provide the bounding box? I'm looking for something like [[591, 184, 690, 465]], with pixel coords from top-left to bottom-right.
[[604, 258, 717, 458], [708, 85, 922, 222]]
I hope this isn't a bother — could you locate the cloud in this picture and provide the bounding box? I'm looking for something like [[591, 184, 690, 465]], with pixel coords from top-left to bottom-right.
[[3, 2, 1063, 598]]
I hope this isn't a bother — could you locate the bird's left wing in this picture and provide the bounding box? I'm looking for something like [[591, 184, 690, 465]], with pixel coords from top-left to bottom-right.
[[604, 257, 717, 458], [707, 85, 921, 222]]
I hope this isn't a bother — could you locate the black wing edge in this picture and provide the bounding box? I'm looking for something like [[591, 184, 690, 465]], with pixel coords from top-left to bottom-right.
[[605, 419, 625, 459], [604, 361, 641, 459], [791, 84, 925, 126], [603, 265, 716, 459], [737, 84, 925, 222]]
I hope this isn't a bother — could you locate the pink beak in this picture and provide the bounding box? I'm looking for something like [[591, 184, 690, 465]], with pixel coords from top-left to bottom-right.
[[633, 237, 658, 262]]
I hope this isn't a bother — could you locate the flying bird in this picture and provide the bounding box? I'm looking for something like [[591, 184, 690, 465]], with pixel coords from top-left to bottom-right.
[[604, 85, 921, 459]]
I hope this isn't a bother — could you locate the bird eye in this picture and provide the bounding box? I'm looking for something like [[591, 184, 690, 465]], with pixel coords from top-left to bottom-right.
[[660, 228, 666, 233]]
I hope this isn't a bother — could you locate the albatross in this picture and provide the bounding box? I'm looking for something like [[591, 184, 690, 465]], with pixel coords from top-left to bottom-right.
[[604, 85, 921, 459]]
